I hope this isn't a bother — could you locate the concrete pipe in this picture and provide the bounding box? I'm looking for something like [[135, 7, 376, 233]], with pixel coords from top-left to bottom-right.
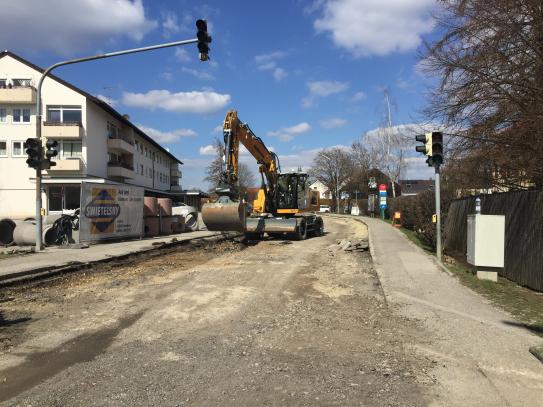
[[0, 218, 16, 245], [160, 216, 173, 235], [202, 202, 247, 232], [144, 216, 159, 237], [144, 197, 158, 216], [13, 221, 56, 246], [158, 198, 172, 216]]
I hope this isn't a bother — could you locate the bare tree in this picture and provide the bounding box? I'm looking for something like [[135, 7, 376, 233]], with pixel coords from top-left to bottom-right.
[[204, 137, 256, 195], [423, 0, 543, 189], [309, 147, 353, 213], [347, 140, 373, 195], [365, 89, 409, 197]]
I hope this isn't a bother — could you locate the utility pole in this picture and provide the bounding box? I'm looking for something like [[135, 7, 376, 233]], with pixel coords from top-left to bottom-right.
[[32, 27, 208, 251], [434, 163, 442, 261]]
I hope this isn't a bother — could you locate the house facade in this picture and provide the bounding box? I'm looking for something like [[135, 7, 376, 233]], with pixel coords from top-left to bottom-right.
[[0, 50, 182, 219], [309, 180, 330, 199]]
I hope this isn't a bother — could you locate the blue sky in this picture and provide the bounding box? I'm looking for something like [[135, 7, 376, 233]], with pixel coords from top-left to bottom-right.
[[1, 0, 440, 189]]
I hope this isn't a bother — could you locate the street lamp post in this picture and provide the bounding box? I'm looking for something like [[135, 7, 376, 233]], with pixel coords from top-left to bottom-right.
[[34, 36, 201, 251]]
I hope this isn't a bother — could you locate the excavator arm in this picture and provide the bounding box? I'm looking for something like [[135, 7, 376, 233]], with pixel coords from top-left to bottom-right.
[[220, 110, 280, 212]]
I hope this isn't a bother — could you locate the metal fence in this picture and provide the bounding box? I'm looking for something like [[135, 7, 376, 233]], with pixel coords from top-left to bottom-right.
[[444, 189, 543, 292]]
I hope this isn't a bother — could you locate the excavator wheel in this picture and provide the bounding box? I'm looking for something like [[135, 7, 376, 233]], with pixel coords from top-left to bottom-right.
[[313, 217, 324, 237], [293, 219, 307, 241]]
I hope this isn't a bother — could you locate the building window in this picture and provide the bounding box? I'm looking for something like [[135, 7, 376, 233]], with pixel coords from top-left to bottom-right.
[[0, 141, 7, 157], [107, 122, 119, 139], [140, 164, 144, 175], [12, 141, 25, 157], [12, 78, 32, 87], [13, 108, 30, 123], [0, 79, 6, 88], [62, 141, 82, 158], [47, 106, 82, 123], [0, 108, 6, 123], [48, 186, 81, 212]]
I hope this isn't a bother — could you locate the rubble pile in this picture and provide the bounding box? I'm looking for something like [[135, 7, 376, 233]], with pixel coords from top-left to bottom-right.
[[328, 238, 369, 254]]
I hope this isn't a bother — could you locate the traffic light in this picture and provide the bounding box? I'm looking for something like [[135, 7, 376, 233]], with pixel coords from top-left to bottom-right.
[[44, 139, 58, 168], [431, 131, 443, 165], [415, 133, 432, 157], [196, 19, 211, 61], [24, 138, 41, 169], [416, 132, 443, 167]]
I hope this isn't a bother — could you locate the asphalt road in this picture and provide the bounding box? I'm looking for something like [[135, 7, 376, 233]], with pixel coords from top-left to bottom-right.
[[0, 216, 432, 406]]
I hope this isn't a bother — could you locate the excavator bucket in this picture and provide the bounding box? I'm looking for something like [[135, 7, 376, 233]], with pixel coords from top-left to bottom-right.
[[201, 201, 247, 232]]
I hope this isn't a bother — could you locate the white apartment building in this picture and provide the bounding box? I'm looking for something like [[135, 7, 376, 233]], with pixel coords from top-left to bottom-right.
[[0, 50, 183, 219]]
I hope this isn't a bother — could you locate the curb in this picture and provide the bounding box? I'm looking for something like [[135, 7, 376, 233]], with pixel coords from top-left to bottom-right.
[[0, 232, 241, 287]]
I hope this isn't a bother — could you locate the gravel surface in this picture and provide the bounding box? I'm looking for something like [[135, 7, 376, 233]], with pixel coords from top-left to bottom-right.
[[0, 217, 433, 406]]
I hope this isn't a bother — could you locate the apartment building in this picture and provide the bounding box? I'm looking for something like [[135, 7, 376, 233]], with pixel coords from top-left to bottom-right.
[[0, 50, 182, 219]]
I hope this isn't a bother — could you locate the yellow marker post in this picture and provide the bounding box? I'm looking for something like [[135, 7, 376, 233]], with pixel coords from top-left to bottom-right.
[[432, 214, 437, 223]]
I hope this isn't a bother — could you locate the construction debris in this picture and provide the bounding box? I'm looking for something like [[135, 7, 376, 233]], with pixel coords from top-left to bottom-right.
[[328, 238, 369, 254]]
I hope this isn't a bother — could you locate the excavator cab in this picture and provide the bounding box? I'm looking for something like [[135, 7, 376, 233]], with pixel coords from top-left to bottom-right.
[[275, 173, 310, 212]]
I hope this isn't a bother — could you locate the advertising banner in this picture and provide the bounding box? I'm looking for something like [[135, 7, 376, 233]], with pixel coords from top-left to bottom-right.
[[79, 182, 144, 242]]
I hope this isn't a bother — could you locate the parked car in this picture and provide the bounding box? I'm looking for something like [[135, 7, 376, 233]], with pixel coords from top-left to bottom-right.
[[172, 203, 199, 231], [319, 204, 331, 213]]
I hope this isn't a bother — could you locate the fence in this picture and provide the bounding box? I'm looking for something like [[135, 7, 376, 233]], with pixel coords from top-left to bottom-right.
[[444, 189, 543, 292]]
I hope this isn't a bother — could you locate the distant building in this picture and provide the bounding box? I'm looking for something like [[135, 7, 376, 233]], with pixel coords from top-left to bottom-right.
[[0, 50, 183, 219], [309, 180, 331, 199], [399, 179, 434, 196]]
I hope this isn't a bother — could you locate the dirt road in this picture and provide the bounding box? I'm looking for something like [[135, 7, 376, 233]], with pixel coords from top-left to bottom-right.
[[0, 217, 433, 406]]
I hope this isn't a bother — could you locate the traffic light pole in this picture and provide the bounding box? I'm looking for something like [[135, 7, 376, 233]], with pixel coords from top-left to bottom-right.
[[33, 37, 199, 252], [434, 163, 442, 262]]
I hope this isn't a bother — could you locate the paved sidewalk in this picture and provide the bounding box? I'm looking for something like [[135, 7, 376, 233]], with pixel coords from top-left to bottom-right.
[[362, 216, 543, 406], [0, 230, 220, 283]]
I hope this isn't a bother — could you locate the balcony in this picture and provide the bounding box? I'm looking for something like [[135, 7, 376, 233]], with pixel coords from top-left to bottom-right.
[[107, 136, 134, 154], [170, 185, 182, 192], [0, 86, 36, 104], [107, 161, 134, 179], [171, 167, 181, 178], [43, 122, 83, 139], [46, 158, 82, 172]]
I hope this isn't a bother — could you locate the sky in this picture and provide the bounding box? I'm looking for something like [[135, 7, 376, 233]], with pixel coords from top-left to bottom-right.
[[0, 0, 441, 189]]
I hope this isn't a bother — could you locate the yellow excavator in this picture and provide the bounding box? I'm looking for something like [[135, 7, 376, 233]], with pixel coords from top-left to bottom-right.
[[202, 110, 324, 240]]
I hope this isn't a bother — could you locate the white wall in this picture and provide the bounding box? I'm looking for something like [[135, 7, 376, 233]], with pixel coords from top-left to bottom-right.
[[0, 54, 86, 218]]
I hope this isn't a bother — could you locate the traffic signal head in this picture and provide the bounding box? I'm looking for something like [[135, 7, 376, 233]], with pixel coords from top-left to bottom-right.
[[24, 138, 41, 169], [431, 132, 443, 165], [44, 138, 58, 168], [415, 133, 433, 156], [196, 19, 211, 61]]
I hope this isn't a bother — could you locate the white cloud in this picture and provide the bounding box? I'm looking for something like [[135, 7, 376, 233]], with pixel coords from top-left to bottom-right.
[[268, 122, 312, 142], [138, 125, 197, 144], [255, 51, 288, 82], [122, 89, 231, 114], [278, 145, 350, 172], [351, 91, 367, 102], [180, 67, 215, 81], [199, 145, 216, 155], [303, 80, 349, 108], [175, 48, 191, 62], [0, 0, 157, 56], [162, 12, 180, 38], [313, 0, 435, 57], [319, 118, 347, 129], [273, 68, 287, 81], [96, 94, 117, 107]]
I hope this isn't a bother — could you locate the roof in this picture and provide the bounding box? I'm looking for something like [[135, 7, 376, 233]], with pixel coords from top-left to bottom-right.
[[399, 179, 434, 195], [0, 50, 183, 165]]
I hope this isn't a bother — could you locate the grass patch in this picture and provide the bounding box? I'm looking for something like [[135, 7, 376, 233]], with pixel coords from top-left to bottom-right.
[[380, 219, 543, 337], [447, 263, 543, 337]]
